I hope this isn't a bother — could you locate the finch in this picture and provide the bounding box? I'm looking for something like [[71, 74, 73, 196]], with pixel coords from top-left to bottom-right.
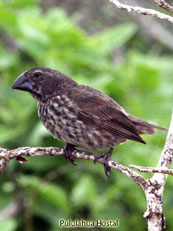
[[12, 67, 166, 177]]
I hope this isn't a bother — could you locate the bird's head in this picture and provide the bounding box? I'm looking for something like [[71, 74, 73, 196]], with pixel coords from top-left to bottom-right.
[[12, 67, 77, 102]]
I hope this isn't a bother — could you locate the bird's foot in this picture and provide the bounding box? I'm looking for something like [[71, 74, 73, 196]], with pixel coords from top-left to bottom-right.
[[64, 143, 77, 166], [94, 148, 114, 178]]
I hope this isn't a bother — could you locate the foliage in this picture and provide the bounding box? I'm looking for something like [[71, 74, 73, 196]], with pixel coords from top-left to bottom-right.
[[0, 0, 172, 231]]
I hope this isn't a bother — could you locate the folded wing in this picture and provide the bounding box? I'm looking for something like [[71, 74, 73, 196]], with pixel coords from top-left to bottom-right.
[[69, 85, 146, 144]]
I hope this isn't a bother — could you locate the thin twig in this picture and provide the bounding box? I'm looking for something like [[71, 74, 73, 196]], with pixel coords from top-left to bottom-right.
[[108, 0, 173, 23], [130, 165, 173, 175]]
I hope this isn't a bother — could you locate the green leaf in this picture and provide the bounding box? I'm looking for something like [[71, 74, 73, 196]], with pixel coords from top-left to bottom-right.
[[38, 182, 70, 213], [135, 64, 160, 91], [71, 175, 97, 206], [0, 3, 17, 33], [91, 23, 137, 55], [19, 176, 70, 213], [0, 219, 17, 231], [11, 0, 38, 8], [0, 50, 17, 70]]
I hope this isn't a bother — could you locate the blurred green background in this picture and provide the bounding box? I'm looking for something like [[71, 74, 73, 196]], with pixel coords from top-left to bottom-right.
[[0, 0, 172, 230]]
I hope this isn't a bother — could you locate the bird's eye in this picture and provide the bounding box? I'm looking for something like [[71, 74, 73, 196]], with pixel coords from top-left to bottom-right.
[[34, 72, 42, 78]]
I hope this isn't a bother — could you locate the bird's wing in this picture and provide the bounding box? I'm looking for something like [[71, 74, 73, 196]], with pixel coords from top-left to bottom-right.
[[68, 85, 146, 144]]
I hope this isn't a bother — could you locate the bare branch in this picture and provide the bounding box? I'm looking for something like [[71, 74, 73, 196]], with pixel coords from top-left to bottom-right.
[[108, 0, 173, 23], [152, 112, 173, 180], [144, 112, 173, 231], [133, 14, 173, 50], [151, 0, 173, 14], [0, 146, 148, 189], [130, 165, 173, 175], [127, 0, 173, 51], [124, 112, 173, 231]]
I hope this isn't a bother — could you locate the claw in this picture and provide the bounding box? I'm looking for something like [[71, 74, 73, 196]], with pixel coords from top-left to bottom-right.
[[94, 147, 114, 178], [64, 143, 77, 166], [104, 161, 111, 178]]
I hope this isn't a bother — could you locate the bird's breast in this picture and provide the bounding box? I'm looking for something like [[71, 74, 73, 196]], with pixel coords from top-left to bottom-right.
[[38, 96, 115, 150], [38, 96, 86, 145]]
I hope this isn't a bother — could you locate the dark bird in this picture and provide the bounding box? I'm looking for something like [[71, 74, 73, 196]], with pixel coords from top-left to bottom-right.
[[12, 67, 166, 177]]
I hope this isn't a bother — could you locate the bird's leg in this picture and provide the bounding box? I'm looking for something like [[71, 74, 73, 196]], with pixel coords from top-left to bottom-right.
[[94, 147, 114, 178], [64, 143, 77, 166]]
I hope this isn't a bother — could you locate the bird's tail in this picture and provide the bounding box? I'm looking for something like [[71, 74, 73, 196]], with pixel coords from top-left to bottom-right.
[[128, 115, 167, 135]]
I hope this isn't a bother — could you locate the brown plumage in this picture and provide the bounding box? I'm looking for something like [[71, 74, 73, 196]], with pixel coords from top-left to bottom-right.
[[11, 67, 166, 177]]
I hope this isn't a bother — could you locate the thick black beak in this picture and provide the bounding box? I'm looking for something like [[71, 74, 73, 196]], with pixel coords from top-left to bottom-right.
[[12, 72, 33, 92]]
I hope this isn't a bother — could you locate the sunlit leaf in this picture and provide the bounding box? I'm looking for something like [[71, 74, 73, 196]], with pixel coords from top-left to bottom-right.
[[0, 219, 17, 231], [71, 175, 97, 206], [91, 23, 137, 55]]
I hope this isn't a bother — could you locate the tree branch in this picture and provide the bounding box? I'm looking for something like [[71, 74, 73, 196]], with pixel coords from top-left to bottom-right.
[[144, 112, 173, 231], [127, 0, 173, 51], [150, 0, 173, 14], [108, 0, 173, 23], [0, 146, 148, 189]]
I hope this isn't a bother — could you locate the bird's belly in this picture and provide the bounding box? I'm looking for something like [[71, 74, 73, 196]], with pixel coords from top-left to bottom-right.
[[38, 101, 115, 150]]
